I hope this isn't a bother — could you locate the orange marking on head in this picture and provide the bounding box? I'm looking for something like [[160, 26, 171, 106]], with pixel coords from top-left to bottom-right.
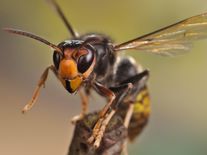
[[59, 59, 78, 79], [70, 76, 83, 91]]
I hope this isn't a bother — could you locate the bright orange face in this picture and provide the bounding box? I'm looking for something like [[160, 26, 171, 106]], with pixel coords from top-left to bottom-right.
[[59, 59, 78, 79], [53, 43, 96, 93]]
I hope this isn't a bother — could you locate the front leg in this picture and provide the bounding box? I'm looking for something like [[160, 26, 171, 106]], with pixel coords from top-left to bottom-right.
[[22, 65, 57, 113], [71, 89, 89, 124], [88, 81, 132, 148], [93, 82, 116, 117]]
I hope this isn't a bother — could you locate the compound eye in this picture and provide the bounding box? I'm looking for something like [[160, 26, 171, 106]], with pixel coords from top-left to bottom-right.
[[77, 48, 94, 73], [53, 52, 62, 69]]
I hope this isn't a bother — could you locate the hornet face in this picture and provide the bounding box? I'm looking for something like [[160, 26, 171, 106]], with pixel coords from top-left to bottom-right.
[[53, 40, 96, 93]]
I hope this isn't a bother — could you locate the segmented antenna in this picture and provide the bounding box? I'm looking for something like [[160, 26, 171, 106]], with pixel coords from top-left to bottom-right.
[[3, 28, 62, 53], [47, 0, 79, 38]]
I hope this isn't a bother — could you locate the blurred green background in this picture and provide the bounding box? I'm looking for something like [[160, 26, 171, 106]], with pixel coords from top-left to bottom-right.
[[0, 0, 207, 155]]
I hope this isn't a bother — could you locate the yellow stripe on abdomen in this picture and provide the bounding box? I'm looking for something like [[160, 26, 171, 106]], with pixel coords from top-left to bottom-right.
[[128, 87, 151, 141]]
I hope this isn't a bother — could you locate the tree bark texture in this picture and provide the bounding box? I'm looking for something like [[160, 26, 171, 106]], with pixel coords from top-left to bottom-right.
[[68, 112, 127, 155]]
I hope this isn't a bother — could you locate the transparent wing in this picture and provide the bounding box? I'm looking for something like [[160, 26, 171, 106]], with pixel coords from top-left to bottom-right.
[[114, 12, 207, 56]]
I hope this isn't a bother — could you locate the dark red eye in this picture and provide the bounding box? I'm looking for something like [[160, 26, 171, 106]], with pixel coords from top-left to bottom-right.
[[77, 48, 94, 73]]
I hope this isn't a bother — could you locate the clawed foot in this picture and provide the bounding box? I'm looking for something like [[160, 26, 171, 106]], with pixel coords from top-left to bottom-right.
[[87, 110, 116, 148], [87, 117, 106, 148]]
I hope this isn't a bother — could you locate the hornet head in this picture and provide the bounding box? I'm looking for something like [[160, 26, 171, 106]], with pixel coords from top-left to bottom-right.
[[53, 40, 96, 93]]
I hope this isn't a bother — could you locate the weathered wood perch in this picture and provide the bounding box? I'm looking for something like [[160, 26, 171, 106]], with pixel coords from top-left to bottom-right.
[[68, 112, 128, 155]]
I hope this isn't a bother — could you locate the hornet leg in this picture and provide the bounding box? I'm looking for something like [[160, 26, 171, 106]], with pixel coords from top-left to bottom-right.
[[88, 70, 149, 148], [22, 65, 57, 113], [122, 103, 134, 155], [119, 70, 149, 155], [124, 103, 135, 128], [71, 89, 89, 124], [88, 82, 133, 148]]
